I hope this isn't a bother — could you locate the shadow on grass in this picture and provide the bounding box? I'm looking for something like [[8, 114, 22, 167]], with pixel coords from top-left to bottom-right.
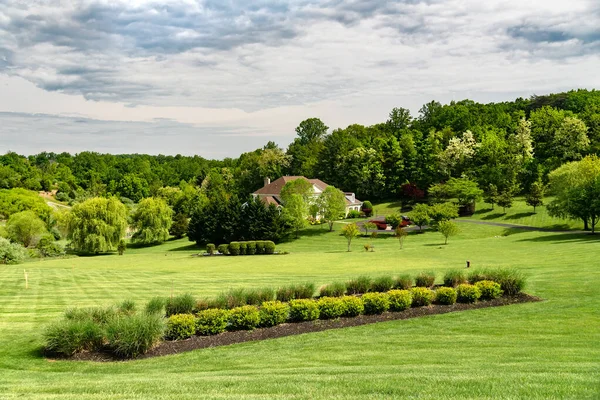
[[167, 243, 201, 252], [473, 207, 494, 215], [482, 213, 506, 220], [504, 212, 535, 220], [515, 232, 599, 243]]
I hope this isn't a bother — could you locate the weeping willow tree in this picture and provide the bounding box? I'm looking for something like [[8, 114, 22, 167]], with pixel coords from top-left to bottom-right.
[[67, 197, 128, 254], [131, 197, 173, 245]]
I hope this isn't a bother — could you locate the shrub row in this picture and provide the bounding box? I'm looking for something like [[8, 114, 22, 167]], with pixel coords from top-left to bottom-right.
[[207, 241, 276, 256]]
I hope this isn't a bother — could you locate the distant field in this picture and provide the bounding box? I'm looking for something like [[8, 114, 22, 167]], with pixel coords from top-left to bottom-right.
[[0, 221, 599, 399]]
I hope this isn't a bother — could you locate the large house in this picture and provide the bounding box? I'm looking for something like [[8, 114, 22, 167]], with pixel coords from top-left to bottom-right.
[[252, 176, 363, 217]]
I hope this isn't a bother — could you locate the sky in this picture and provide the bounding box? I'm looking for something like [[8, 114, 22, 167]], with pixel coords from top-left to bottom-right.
[[0, 0, 599, 159]]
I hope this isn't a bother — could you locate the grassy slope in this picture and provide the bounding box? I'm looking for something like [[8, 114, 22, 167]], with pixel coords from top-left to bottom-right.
[[1, 224, 599, 399]]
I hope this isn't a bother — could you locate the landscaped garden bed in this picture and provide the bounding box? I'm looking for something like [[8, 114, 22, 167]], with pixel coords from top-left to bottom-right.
[[43, 268, 537, 362]]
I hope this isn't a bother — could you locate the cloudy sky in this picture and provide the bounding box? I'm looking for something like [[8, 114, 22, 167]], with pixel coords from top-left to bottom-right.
[[1, 0, 599, 158]]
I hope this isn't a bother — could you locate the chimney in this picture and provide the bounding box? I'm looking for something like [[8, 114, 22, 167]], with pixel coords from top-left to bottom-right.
[[264, 177, 271, 187]]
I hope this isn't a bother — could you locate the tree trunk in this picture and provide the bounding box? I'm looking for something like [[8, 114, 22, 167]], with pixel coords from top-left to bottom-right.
[[444, 236, 448, 245], [533, 205, 536, 213], [584, 218, 589, 231], [329, 221, 334, 232], [347, 239, 351, 252]]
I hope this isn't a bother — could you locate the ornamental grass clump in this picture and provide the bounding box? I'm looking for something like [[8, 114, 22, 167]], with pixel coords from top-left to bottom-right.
[[105, 313, 165, 359], [319, 282, 346, 297], [245, 287, 275, 305], [227, 305, 260, 331], [165, 293, 196, 316], [217, 288, 248, 309], [443, 269, 467, 287], [196, 309, 229, 335], [475, 280, 503, 300], [288, 299, 320, 322], [340, 296, 364, 317], [486, 268, 526, 295], [164, 314, 196, 340], [410, 287, 435, 307], [64, 306, 116, 325], [117, 299, 137, 315], [415, 271, 436, 287], [393, 274, 413, 290], [44, 319, 104, 356], [145, 297, 166, 315], [259, 301, 289, 327], [276, 283, 315, 302], [345, 276, 372, 295], [387, 290, 412, 311], [456, 284, 481, 303], [361, 292, 390, 315], [435, 287, 457, 305], [371, 276, 394, 292], [317, 297, 345, 319]]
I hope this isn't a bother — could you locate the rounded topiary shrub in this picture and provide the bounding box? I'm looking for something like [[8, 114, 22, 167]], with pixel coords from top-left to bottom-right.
[[165, 293, 196, 317], [393, 274, 413, 290], [319, 282, 346, 297], [371, 276, 394, 292], [340, 296, 364, 317], [196, 309, 229, 335], [435, 287, 457, 305], [387, 290, 412, 311], [105, 313, 165, 359], [410, 287, 435, 307], [475, 280, 503, 300], [456, 284, 481, 303], [228, 242, 241, 256], [206, 244, 216, 255], [246, 241, 257, 255], [44, 319, 104, 356], [259, 301, 289, 327], [264, 241, 276, 254], [361, 292, 390, 315], [415, 271, 436, 287], [217, 244, 229, 255], [165, 314, 196, 340], [443, 269, 467, 287], [317, 297, 345, 319], [255, 241, 265, 254], [288, 299, 320, 322], [239, 242, 247, 255], [228, 305, 260, 331]]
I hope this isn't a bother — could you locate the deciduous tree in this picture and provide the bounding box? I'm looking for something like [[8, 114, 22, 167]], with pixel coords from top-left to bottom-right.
[[317, 186, 346, 231], [131, 197, 173, 245]]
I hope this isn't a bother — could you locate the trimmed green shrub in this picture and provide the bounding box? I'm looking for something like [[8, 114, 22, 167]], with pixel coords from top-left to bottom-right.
[[165, 314, 196, 340], [371, 276, 394, 292], [415, 271, 436, 287], [196, 308, 229, 335], [259, 301, 289, 327], [117, 299, 137, 315], [255, 241, 265, 254], [319, 282, 346, 297], [217, 244, 229, 255], [264, 241, 276, 254], [340, 296, 364, 317], [145, 297, 166, 315], [165, 293, 196, 316], [239, 242, 247, 255], [105, 313, 165, 358], [475, 280, 503, 300], [443, 269, 467, 287], [0, 237, 26, 265], [317, 297, 345, 319], [362, 292, 390, 315], [246, 287, 275, 305], [246, 241, 256, 255], [410, 287, 435, 307], [456, 284, 481, 303], [64, 306, 116, 325], [435, 287, 457, 305], [393, 274, 413, 290], [228, 242, 240, 256], [44, 319, 104, 356], [346, 276, 372, 295], [288, 299, 320, 322], [228, 305, 260, 331], [388, 290, 412, 311], [206, 243, 216, 255]]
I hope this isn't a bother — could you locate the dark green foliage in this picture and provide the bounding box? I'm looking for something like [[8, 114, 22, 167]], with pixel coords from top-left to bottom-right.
[[443, 269, 467, 287], [246, 241, 256, 255], [36, 235, 65, 257], [165, 314, 196, 340], [317, 297, 346, 319], [362, 200, 373, 217], [117, 239, 126, 255], [362, 292, 390, 315], [239, 242, 247, 255], [255, 241, 265, 254], [44, 319, 104, 356], [0, 237, 26, 264], [245, 287, 275, 305], [371, 276, 394, 292], [319, 282, 346, 297], [456, 284, 481, 303], [393, 274, 413, 290], [196, 309, 229, 335], [435, 287, 457, 305], [145, 297, 166, 315], [415, 271, 436, 287], [228, 242, 240, 256], [228, 305, 260, 331], [206, 243, 216, 255], [259, 301, 290, 327], [264, 241, 276, 254], [170, 212, 189, 239], [217, 244, 229, 255], [105, 313, 165, 358], [388, 290, 412, 311], [117, 299, 136, 315], [385, 214, 402, 229], [410, 287, 435, 307], [288, 299, 320, 322], [346, 210, 361, 218], [346, 276, 372, 295], [165, 293, 196, 316], [340, 296, 364, 317], [475, 280, 504, 300]]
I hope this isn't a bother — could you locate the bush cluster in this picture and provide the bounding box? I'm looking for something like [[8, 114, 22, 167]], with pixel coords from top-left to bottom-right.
[[340, 296, 364, 317], [259, 301, 289, 327], [228, 306, 260, 330], [410, 287, 435, 307], [388, 290, 412, 311], [475, 280, 503, 300], [288, 299, 320, 322], [456, 284, 481, 303], [218, 241, 277, 256], [434, 287, 457, 305], [468, 268, 526, 295], [196, 309, 229, 335], [165, 314, 196, 340], [362, 292, 390, 315], [317, 297, 346, 319]]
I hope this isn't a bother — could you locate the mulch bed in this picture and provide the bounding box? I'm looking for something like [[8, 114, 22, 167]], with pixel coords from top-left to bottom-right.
[[67, 293, 540, 362]]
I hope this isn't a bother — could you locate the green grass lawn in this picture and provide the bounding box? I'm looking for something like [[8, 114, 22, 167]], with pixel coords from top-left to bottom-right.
[[1, 224, 599, 399]]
